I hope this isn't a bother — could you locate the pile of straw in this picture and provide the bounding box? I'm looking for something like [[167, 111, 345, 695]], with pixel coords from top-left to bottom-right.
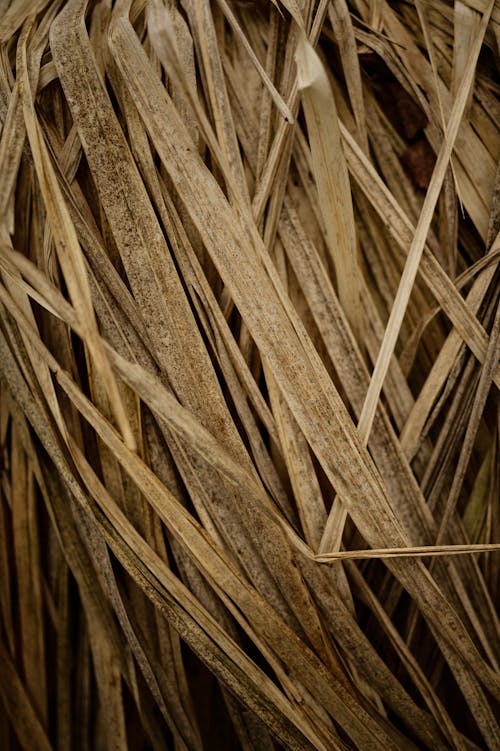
[[0, 0, 499, 748]]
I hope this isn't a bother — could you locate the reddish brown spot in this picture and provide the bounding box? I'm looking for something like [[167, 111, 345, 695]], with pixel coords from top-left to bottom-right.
[[401, 137, 436, 190]]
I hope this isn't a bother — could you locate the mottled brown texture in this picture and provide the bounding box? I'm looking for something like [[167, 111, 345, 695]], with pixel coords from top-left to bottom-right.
[[0, 0, 498, 749]]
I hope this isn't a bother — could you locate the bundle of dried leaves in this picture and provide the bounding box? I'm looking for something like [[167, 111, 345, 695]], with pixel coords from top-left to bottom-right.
[[0, 0, 499, 749]]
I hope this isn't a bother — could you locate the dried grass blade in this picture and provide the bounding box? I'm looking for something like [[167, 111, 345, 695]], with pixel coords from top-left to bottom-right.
[[295, 33, 361, 339], [316, 543, 500, 562], [328, 0, 368, 153]]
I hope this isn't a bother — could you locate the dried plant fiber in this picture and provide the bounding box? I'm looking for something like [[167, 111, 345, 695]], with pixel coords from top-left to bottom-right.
[[0, 0, 499, 749]]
